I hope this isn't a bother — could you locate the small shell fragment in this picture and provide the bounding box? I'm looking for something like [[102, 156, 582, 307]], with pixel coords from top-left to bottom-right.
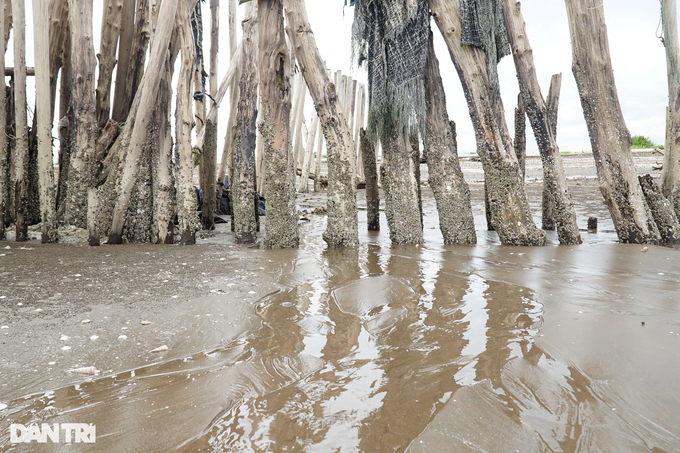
[[641, 247, 649, 253], [67, 366, 100, 375], [150, 345, 168, 353], [90, 335, 99, 340], [141, 321, 152, 325], [118, 334, 128, 340], [81, 319, 91, 324], [60, 335, 70, 341]]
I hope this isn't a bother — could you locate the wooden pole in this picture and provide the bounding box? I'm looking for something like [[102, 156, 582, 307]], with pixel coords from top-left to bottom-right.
[[231, 2, 259, 243], [298, 110, 319, 192], [361, 129, 379, 231], [566, 0, 660, 243], [108, 0, 180, 244], [429, 0, 545, 245], [503, 0, 581, 244], [33, 0, 57, 243], [424, 31, 476, 244], [543, 72, 562, 230], [95, 0, 124, 130], [11, 0, 28, 241], [354, 84, 365, 181], [216, 0, 238, 196], [201, 0, 219, 230], [0, 0, 6, 240], [283, 0, 358, 246], [661, 0, 680, 214], [514, 93, 526, 179], [111, 0, 135, 122], [313, 114, 323, 192]]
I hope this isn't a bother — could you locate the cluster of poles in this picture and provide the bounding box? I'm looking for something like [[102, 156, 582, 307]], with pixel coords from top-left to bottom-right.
[[1, 0, 680, 250]]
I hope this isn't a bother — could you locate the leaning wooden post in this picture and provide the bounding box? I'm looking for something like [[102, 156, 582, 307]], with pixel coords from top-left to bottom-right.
[[107, 0, 179, 244], [429, 0, 545, 245], [543, 72, 562, 230], [504, 0, 581, 245], [354, 84, 365, 182], [231, 2, 259, 243], [95, 0, 124, 130], [11, 0, 28, 241], [0, 0, 6, 240], [283, 0, 358, 246], [33, 0, 57, 243], [424, 31, 476, 245], [566, 0, 660, 243]]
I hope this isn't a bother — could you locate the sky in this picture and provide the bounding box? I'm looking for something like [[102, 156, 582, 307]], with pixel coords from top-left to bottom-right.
[[8, 0, 675, 157]]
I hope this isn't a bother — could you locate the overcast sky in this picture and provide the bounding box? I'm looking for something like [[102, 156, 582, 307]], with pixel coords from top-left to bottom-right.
[[10, 0, 675, 156]]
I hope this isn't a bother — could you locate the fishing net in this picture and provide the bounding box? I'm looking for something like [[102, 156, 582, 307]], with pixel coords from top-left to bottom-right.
[[459, 0, 510, 101], [350, 0, 430, 141]]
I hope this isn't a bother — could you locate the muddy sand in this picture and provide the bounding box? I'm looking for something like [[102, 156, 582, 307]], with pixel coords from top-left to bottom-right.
[[1, 151, 679, 452]]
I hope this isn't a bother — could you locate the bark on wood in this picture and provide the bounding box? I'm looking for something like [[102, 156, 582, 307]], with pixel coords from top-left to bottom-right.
[[232, 2, 259, 243], [660, 0, 680, 217], [3, 0, 10, 50], [126, 0, 151, 118], [424, 32, 476, 245], [430, 0, 545, 246], [0, 0, 5, 240], [504, 0, 581, 245], [12, 0, 28, 241], [95, 0, 124, 130], [33, 0, 58, 243], [298, 110, 319, 192], [56, 31, 71, 214], [514, 93, 526, 179], [283, 0, 359, 247], [48, 0, 68, 120], [639, 174, 680, 242], [361, 129, 379, 231], [258, 0, 299, 248], [662, 106, 674, 197], [313, 116, 323, 192], [542, 72, 562, 230], [67, 0, 99, 244], [201, 0, 219, 230], [155, 52, 176, 244], [380, 123, 423, 245], [566, 0, 659, 243], [108, 0, 179, 244], [216, 0, 238, 193], [111, 0, 135, 122], [175, 0, 200, 244]]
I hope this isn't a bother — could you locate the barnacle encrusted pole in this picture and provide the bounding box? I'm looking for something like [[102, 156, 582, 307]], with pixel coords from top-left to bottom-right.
[[503, 0, 581, 245], [660, 0, 680, 214], [429, 0, 545, 245], [33, 0, 57, 243], [231, 2, 259, 243], [424, 31, 476, 245], [542, 72, 562, 230], [11, 0, 28, 241], [565, 0, 660, 243], [0, 0, 6, 240], [175, 0, 202, 244], [351, 0, 427, 245], [283, 0, 359, 247], [200, 0, 219, 230], [107, 0, 179, 244], [258, 0, 299, 248]]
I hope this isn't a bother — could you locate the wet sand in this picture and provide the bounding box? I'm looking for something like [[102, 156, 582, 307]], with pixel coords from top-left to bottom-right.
[[1, 151, 679, 452]]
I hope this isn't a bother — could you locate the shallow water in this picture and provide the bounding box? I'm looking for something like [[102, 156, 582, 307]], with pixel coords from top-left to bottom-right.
[[1, 180, 680, 452]]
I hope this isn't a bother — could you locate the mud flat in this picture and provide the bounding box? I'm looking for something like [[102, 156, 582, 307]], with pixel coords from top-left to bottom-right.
[[1, 150, 679, 451]]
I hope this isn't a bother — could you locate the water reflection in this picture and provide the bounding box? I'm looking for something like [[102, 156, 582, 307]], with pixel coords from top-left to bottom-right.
[[2, 241, 678, 452]]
